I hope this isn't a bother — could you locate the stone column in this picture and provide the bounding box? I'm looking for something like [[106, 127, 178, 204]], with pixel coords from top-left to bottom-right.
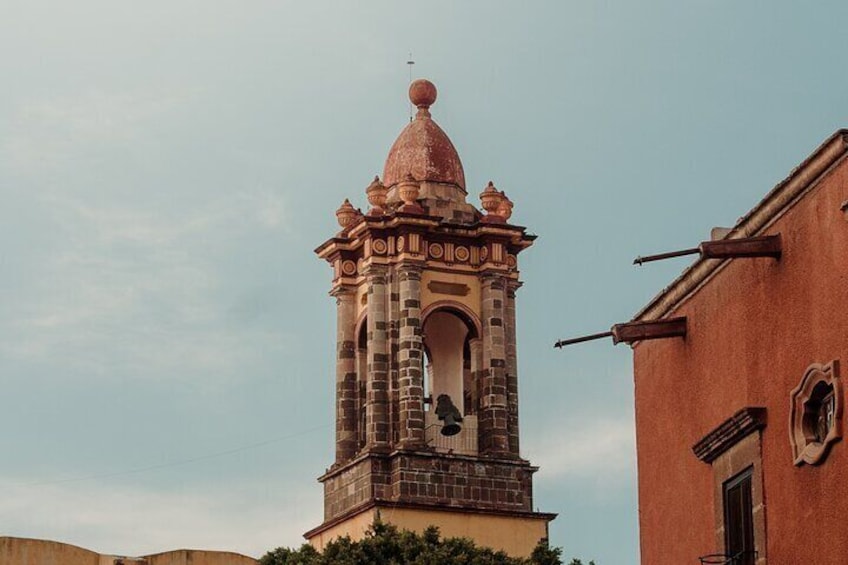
[[333, 287, 358, 463], [365, 265, 390, 449], [397, 264, 425, 448], [468, 338, 482, 415], [505, 281, 521, 457], [479, 272, 509, 455], [389, 272, 400, 445], [356, 342, 367, 449]]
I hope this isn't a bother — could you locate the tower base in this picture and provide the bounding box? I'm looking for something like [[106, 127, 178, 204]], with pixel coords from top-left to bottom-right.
[[304, 501, 556, 558]]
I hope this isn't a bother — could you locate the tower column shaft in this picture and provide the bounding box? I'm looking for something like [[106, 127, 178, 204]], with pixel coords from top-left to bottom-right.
[[366, 266, 390, 448], [505, 284, 520, 456], [480, 273, 510, 455], [397, 264, 425, 447], [334, 288, 358, 463], [469, 337, 483, 416]]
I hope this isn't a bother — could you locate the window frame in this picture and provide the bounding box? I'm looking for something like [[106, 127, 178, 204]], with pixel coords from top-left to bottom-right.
[[722, 467, 755, 565], [789, 360, 842, 466]]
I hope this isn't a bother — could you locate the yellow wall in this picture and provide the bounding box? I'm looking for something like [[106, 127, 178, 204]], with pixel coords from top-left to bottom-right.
[[0, 537, 100, 565], [355, 271, 482, 326], [0, 537, 256, 565], [307, 506, 550, 558], [420, 271, 481, 318], [388, 507, 549, 558], [145, 549, 256, 565], [307, 509, 378, 553]]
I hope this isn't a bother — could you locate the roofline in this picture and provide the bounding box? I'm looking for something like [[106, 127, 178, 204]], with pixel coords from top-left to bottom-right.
[[634, 129, 848, 322], [303, 499, 557, 540]]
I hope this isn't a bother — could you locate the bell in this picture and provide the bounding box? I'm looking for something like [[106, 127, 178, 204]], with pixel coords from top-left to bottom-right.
[[441, 414, 462, 437], [435, 393, 463, 437]]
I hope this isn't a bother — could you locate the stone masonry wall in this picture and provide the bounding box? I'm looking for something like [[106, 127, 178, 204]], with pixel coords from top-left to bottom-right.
[[323, 457, 386, 520], [322, 452, 535, 521], [388, 453, 534, 512]]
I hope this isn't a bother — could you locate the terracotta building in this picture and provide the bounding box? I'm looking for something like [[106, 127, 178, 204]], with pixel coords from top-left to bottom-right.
[[628, 130, 848, 564], [307, 79, 555, 557]]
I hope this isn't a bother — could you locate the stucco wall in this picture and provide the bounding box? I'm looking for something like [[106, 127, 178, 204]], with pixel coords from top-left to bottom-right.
[[144, 549, 256, 565], [0, 538, 256, 565], [633, 155, 848, 563], [387, 506, 549, 558], [0, 537, 101, 565], [307, 505, 549, 558]]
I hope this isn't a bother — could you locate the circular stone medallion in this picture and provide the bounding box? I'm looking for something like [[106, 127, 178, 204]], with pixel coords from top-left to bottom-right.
[[428, 243, 444, 259], [372, 239, 388, 255]]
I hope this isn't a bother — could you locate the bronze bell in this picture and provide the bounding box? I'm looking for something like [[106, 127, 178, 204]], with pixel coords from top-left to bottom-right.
[[435, 394, 463, 437]]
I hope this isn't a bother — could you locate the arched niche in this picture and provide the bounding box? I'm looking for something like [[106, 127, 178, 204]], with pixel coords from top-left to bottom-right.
[[421, 303, 482, 417], [790, 360, 842, 466]]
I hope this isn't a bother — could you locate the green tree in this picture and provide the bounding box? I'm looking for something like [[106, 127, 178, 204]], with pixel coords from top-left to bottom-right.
[[259, 519, 593, 565]]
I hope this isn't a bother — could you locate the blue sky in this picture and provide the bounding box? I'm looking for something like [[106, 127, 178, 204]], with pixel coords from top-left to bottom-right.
[[3, 2, 848, 563]]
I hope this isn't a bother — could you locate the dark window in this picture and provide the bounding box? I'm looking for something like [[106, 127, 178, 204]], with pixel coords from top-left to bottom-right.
[[808, 383, 836, 443], [723, 467, 755, 565]]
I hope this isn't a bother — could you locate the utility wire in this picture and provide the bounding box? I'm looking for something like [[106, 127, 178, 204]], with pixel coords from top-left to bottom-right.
[[7, 423, 332, 489]]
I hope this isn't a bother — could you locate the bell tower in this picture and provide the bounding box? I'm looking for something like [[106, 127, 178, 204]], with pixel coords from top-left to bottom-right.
[[306, 79, 555, 558]]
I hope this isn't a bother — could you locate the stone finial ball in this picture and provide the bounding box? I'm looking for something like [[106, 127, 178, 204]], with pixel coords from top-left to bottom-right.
[[409, 79, 437, 109]]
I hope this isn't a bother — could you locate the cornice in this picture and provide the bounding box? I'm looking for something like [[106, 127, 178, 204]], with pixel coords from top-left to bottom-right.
[[692, 407, 767, 464], [303, 498, 557, 540], [634, 129, 848, 324], [317, 216, 535, 262], [318, 448, 536, 483]]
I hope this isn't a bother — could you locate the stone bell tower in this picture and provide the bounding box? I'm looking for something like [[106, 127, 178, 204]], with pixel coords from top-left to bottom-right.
[[306, 79, 555, 557]]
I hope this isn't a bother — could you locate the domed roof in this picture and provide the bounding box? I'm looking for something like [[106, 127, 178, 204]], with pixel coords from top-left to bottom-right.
[[383, 79, 466, 191]]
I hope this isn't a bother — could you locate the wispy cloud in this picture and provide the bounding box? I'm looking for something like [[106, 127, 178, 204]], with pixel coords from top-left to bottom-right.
[[1, 88, 196, 180], [0, 477, 319, 558], [524, 411, 637, 492], [1, 188, 293, 382]]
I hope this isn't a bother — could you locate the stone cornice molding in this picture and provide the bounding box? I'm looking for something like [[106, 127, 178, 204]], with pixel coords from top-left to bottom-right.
[[315, 216, 535, 262], [317, 448, 538, 483], [303, 498, 557, 541], [693, 407, 767, 464], [506, 280, 523, 297], [329, 285, 356, 298], [396, 261, 425, 274]]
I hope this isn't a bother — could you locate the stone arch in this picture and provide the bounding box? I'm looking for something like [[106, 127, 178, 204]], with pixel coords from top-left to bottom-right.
[[421, 300, 482, 339]]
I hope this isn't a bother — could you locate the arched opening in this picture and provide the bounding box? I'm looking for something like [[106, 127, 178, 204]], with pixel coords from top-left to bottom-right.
[[355, 315, 368, 450], [805, 381, 836, 444], [423, 311, 468, 414], [422, 305, 481, 455]]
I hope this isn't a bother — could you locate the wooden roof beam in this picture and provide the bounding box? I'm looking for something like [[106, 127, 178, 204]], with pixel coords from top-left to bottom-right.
[[634, 234, 782, 266], [554, 317, 687, 348]]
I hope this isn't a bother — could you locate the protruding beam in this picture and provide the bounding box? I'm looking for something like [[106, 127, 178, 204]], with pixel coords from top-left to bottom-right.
[[634, 234, 782, 266], [554, 317, 687, 349], [699, 234, 781, 260], [554, 331, 614, 349], [634, 247, 699, 265], [611, 317, 687, 345]]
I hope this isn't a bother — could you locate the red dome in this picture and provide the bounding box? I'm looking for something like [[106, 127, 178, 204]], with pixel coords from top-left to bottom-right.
[[382, 80, 465, 190]]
